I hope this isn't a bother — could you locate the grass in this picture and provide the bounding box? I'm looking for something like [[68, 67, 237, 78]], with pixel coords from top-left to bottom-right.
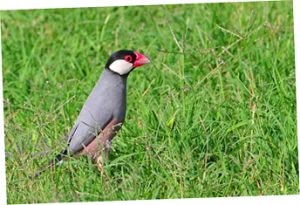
[[1, 0, 298, 203]]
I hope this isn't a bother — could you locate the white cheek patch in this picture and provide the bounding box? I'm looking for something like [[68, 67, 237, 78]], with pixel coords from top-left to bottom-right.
[[109, 59, 133, 75]]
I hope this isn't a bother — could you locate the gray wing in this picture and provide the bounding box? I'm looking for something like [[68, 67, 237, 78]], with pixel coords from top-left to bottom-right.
[[67, 89, 114, 154], [67, 108, 113, 154]]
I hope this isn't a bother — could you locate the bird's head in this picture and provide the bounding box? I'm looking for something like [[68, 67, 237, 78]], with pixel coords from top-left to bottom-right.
[[106, 50, 150, 75]]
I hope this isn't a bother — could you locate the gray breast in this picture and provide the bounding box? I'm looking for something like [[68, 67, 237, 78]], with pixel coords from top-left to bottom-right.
[[67, 69, 128, 154]]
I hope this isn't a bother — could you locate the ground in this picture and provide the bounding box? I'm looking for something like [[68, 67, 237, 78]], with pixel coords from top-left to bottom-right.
[[1, 1, 298, 203]]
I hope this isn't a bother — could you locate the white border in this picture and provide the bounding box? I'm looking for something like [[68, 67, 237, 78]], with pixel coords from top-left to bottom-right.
[[294, 0, 300, 194], [0, 0, 274, 11], [0, 21, 7, 205], [23, 195, 300, 205], [0, 0, 299, 205]]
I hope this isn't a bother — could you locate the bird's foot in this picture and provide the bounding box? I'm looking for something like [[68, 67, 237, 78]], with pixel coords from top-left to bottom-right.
[[96, 155, 104, 173]]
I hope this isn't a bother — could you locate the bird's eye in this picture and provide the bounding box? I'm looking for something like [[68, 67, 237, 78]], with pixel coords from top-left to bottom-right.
[[124, 55, 132, 62]]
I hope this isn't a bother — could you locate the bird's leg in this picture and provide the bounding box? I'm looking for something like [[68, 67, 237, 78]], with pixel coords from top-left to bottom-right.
[[96, 155, 104, 172], [96, 139, 112, 172], [97, 123, 120, 161], [85, 122, 122, 173], [90, 135, 111, 173]]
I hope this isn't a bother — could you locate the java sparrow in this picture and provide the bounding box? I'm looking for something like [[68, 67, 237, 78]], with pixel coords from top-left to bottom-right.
[[35, 50, 150, 176]]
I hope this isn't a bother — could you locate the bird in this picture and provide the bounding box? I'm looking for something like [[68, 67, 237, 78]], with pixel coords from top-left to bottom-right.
[[33, 50, 150, 177]]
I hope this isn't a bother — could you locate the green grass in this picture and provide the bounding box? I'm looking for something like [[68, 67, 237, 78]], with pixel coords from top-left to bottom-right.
[[1, 1, 298, 203]]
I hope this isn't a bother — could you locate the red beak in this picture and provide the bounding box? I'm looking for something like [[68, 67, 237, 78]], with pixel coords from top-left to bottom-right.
[[133, 51, 150, 68]]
